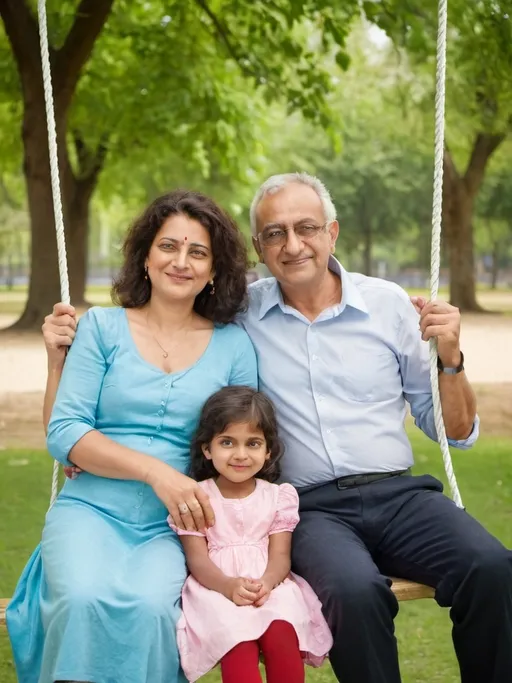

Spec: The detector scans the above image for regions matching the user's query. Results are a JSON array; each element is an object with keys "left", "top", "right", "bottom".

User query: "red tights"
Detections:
[{"left": 220, "top": 620, "right": 305, "bottom": 683}]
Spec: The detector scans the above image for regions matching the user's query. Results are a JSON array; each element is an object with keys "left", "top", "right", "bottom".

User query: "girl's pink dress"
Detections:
[{"left": 170, "top": 478, "right": 333, "bottom": 682}]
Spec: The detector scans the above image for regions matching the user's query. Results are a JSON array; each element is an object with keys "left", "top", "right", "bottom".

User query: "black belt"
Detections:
[{"left": 335, "top": 469, "right": 411, "bottom": 490}]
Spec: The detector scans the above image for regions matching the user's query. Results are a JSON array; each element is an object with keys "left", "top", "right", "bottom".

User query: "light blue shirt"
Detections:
[{"left": 239, "top": 257, "right": 479, "bottom": 487}]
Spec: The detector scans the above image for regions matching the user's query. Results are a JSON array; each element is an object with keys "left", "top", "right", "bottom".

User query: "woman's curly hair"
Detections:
[
  {"left": 112, "top": 189, "right": 249, "bottom": 324},
  {"left": 191, "top": 386, "right": 284, "bottom": 484}
]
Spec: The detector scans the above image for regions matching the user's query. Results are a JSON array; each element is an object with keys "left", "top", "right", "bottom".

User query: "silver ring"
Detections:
[{"left": 178, "top": 503, "right": 189, "bottom": 515}]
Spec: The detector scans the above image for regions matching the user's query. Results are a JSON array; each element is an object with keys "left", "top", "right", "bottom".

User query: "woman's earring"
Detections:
[
  {"left": 144, "top": 266, "right": 148, "bottom": 280},
  {"left": 209, "top": 279, "right": 215, "bottom": 296}
]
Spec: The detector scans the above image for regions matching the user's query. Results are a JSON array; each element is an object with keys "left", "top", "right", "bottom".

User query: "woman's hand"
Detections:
[
  {"left": 42, "top": 303, "right": 77, "bottom": 366},
  {"left": 147, "top": 462, "right": 215, "bottom": 532}
]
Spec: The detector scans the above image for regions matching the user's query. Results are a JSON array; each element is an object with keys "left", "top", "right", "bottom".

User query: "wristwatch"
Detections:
[{"left": 437, "top": 351, "right": 465, "bottom": 375}]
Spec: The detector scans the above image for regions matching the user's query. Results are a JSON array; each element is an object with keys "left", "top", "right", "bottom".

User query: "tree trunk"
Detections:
[
  {"left": 442, "top": 178, "right": 482, "bottom": 311},
  {"left": 67, "top": 170, "right": 104, "bottom": 306},
  {"left": 442, "top": 134, "right": 505, "bottom": 312},
  {"left": 0, "top": 0, "right": 114, "bottom": 330},
  {"left": 9, "top": 108, "right": 99, "bottom": 328},
  {"left": 9, "top": 105, "right": 65, "bottom": 329},
  {"left": 490, "top": 242, "right": 499, "bottom": 289},
  {"left": 67, "top": 190, "right": 90, "bottom": 306}
]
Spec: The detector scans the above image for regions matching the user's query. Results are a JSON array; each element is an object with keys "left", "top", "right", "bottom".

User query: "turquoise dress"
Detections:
[{"left": 7, "top": 306, "right": 258, "bottom": 683}]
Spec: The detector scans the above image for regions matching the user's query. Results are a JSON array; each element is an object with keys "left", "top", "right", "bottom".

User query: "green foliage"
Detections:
[{"left": 363, "top": 1, "right": 512, "bottom": 141}]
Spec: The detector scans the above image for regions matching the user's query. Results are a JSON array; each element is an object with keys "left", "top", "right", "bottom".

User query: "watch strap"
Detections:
[{"left": 437, "top": 351, "right": 464, "bottom": 375}]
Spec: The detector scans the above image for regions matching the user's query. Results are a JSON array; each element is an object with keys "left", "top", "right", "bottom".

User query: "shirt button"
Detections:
[
  {"left": 160, "top": 401, "right": 165, "bottom": 406},
  {"left": 318, "top": 395, "right": 324, "bottom": 402},
  {"left": 156, "top": 425, "right": 162, "bottom": 432},
  {"left": 312, "top": 355, "right": 319, "bottom": 361},
  {"left": 148, "top": 437, "right": 153, "bottom": 444},
  {"left": 158, "top": 410, "right": 164, "bottom": 416},
  {"left": 138, "top": 491, "right": 143, "bottom": 497},
  {"left": 326, "top": 429, "right": 332, "bottom": 434}
]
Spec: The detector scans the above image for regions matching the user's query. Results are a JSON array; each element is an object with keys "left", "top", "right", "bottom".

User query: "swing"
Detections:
[{"left": 0, "top": 0, "right": 456, "bottom": 627}]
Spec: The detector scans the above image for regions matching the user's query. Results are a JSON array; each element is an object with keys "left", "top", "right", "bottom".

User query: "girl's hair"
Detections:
[
  {"left": 191, "top": 386, "right": 284, "bottom": 483},
  {"left": 112, "top": 189, "right": 249, "bottom": 324}
]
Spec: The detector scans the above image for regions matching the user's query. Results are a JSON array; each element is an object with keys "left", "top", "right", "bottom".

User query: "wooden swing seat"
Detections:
[{"left": 0, "top": 579, "right": 434, "bottom": 627}]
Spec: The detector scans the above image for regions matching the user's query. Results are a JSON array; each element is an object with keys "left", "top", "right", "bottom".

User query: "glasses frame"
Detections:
[{"left": 255, "top": 220, "right": 332, "bottom": 249}]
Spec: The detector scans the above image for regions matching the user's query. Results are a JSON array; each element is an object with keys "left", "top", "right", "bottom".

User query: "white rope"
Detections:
[
  {"left": 37, "top": 0, "right": 70, "bottom": 509},
  {"left": 429, "top": 0, "right": 463, "bottom": 508}
]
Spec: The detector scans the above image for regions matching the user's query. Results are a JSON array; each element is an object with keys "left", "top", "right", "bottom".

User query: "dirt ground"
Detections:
[{"left": 1, "top": 312, "right": 511, "bottom": 449}]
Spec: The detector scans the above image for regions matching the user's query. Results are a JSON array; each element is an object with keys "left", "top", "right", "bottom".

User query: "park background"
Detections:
[{"left": 0, "top": 1, "right": 511, "bottom": 681}]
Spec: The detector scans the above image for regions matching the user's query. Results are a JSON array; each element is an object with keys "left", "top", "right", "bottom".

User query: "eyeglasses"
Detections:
[{"left": 256, "top": 221, "right": 329, "bottom": 248}]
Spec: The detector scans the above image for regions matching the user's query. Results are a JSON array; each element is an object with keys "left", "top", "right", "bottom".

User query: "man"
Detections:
[
  {"left": 240, "top": 173, "right": 511, "bottom": 683},
  {"left": 43, "top": 173, "right": 511, "bottom": 682}
]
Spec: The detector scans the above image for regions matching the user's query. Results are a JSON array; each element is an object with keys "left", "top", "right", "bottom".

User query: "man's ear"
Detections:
[
  {"left": 328, "top": 220, "right": 340, "bottom": 252},
  {"left": 201, "top": 443, "right": 212, "bottom": 460},
  {"left": 252, "top": 236, "right": 264, "bottom": 264}
]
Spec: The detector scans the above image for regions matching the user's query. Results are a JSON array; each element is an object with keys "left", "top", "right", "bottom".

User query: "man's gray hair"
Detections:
[{"left": 249, "top": 172, "right": 337, "bottom": 235}]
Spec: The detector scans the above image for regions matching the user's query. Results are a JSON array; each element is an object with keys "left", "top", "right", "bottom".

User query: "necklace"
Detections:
[
  {"left": 145, "top": 311, "right": 172, "bottom": 359},
  {"left": 152, "top": 335, "right": 169, "bottom": 358}
]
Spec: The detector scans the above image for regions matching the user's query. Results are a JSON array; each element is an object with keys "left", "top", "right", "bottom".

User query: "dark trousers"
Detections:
[{"left": 292, "top": 474, "right": 512, "bottom": 683}]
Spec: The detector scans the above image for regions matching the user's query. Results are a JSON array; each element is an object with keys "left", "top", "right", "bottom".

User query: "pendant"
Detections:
[{"left": 163, "top": 352, "right": 169, "bottom": 358}]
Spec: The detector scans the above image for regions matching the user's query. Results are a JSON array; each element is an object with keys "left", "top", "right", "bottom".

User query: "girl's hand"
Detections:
[
  {"left": 253, "top": 577, "right": 275, "bottom": 607},
  {"left": 147, "top": 462, "right": 215, "bottom": 532},
  {"left": 227, "top": 578, "right": 261, "bottom": 606},
  {"left": 42, "top": 303, "right": 77, "bottom": 366}
]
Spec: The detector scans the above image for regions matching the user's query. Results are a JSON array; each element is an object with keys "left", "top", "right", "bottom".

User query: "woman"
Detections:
[{"left": 6, "top": 190, "right": 258, "bottom": 683}]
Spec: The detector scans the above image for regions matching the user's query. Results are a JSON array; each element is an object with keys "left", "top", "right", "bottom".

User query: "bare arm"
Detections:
[
  {"left": 438, "top": 367, "right": 477, "bottom": 440},
  {"left": 180, "top": 535, "right": 259, "bottom": 605},
  {"left": 41, "top": 303, "right": 77, "bottom": 433},
  {"left": 419, "top": 301, "right": 477, "bottom": 440},
  {"left": 180, "top": 535, "right": 234, "bottom": 597},
  {"left": 261, "top": 531, "right": 292, "bottom": 587},
  {"left": 252, "top": 531, "right": 292, "bottom": 607},
  {"left": 43, "top": 361, "right": 64, "bottom": 434}
]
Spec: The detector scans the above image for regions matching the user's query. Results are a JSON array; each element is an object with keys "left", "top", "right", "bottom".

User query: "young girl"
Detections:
[{"left": 169, "top": 385, "right": 333, "bottom": 683}]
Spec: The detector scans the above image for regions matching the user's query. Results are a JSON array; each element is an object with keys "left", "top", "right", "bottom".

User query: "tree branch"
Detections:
[
  {"left": 0, "top": 0, "right": 42, "bottom": 80},
  {"left": 442, "top": 144, "right": 461, "bottom": 221},
  {"left": 73, "top": 131, "right": 109, "bottom": 196},
  {"left": 55, "top": 0, "right": 114, "bottom": 110},
  {"left": 463, "top": 132, "right": 506, "bottom": 198},
  {"left": 193, "top": 0, "right": 259, "bottom": 79}
]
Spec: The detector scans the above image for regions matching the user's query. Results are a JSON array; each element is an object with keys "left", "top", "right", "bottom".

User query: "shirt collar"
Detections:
[{"left": 258, "top": 256, "right": 369, "bottom": 320}]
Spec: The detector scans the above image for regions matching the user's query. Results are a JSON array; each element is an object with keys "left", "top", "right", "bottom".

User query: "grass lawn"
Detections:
[{"left": 0, "top": 433, "right": 511, "bottom": 682}]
